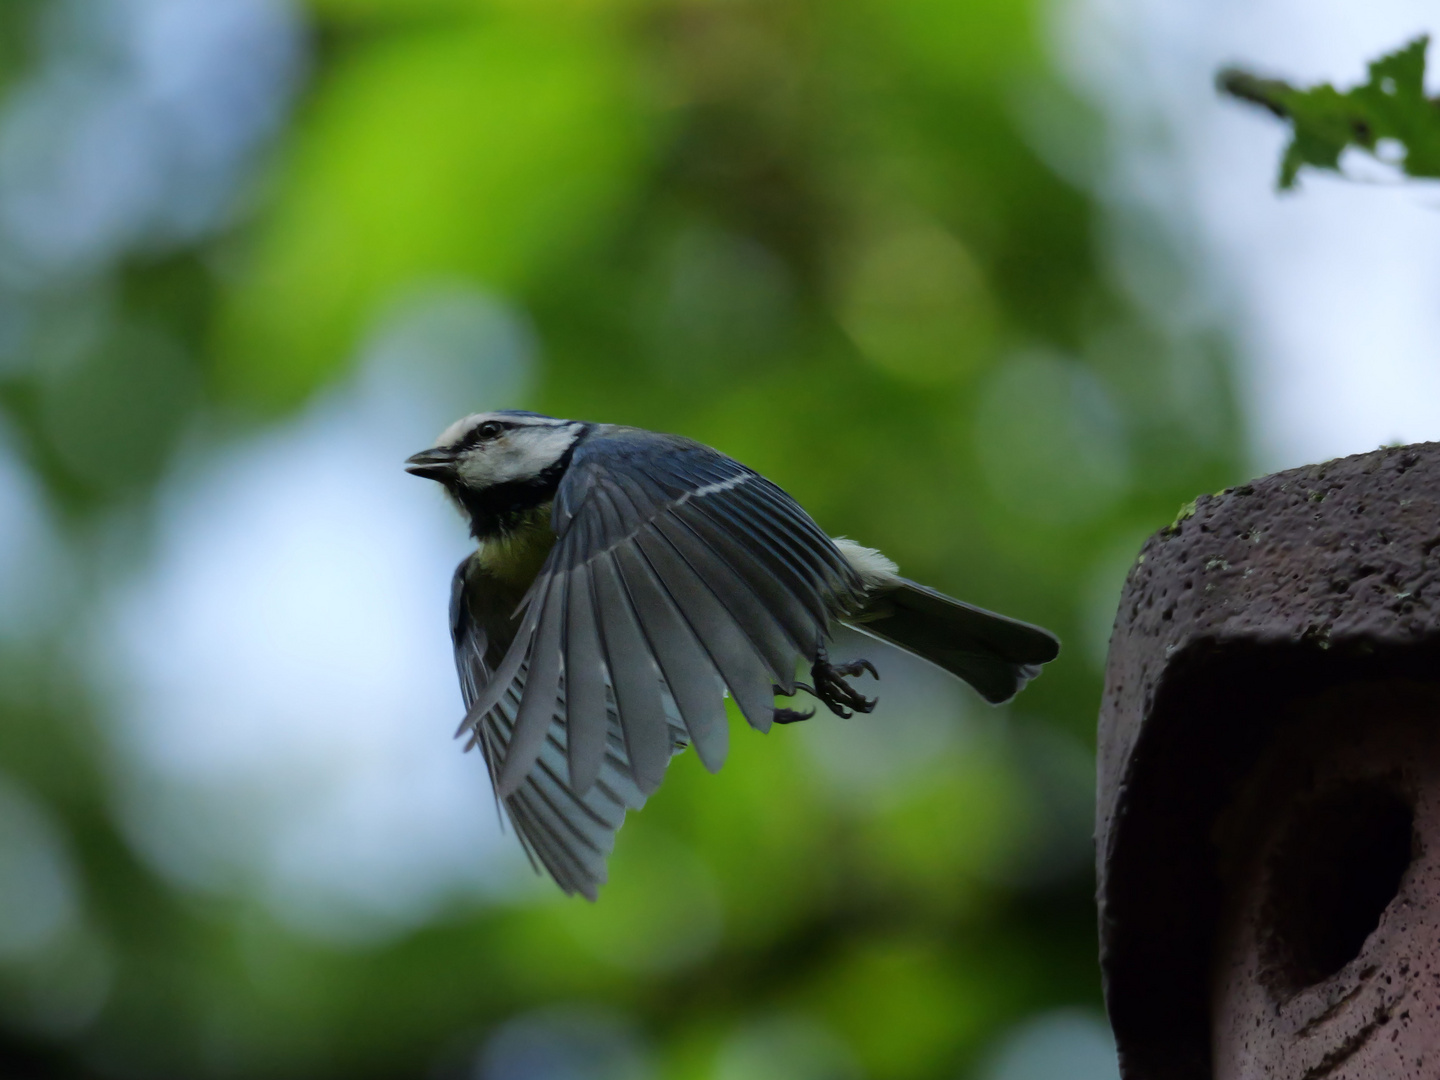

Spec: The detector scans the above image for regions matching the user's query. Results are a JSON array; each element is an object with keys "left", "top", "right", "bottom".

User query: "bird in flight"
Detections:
[{"left": 406, "top": 411, "right": 1059, "bottom": 898}]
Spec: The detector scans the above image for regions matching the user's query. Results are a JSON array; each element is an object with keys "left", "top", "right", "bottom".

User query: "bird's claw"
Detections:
[
  {"left": 808, "top": 657, "right": 879, "bottom": 718},
  {"left": 847, "top": 659, "right": 879, "bottom": 681},
  {"left": 771, "top": 683, "right": 815, "bottom": 724},
  {"left": 773, "top": 706, "right": 816, "bottom": 724}
]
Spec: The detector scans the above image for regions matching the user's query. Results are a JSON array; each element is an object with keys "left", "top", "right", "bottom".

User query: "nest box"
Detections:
[{"left": 1097, "top": 443, "right": 1440, "bottom": 1079}]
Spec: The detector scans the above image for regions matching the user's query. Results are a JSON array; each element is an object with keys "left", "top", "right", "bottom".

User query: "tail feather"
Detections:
[{"left": 847, "top": 580, "right": 1059, "bottom": 704}]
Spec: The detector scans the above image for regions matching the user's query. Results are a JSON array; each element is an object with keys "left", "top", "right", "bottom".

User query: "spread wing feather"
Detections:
[
  {"left": 561, "top": 562, "right": 609, "bottom": 795},
  {"left": 745, "top": 482, "right": 859, "bottom": 595},
  {"left": 457, "top": 597, "right": 539, "bottom": 737},
  {"left": 611, "top": 541, "right": 729, "bottom": 772},
  {"left": 498, "top": 574, "right": 567, "bottom": 797},
  {"left": 670, "top": 499, "right": 823, "bottom": 661},
  {"left": 589, "top": 549, "right": 672, "bottom": 794},
  {"left": 451, "top": 567, "right": 659, "bottom": 899},
  {"left": 687, "top": 490, "right": 831, "bottom": 626},
  {"left": 648, "top": 513, "right": 802, "bottom": 690},
  {"left": 598, "top": 472, "right": 734, "bottom": 766},
  {"left": 631, "top": 524, "right": 780, "bottom": 732}
]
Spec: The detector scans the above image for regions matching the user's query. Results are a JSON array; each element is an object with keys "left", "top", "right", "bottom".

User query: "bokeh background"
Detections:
[{"left": 0, "top": 0, "right": 1434, "bottom": 1077}]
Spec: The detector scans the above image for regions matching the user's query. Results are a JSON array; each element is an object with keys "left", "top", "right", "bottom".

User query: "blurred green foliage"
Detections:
[
  {"left": 0, "top": 0, "right": 1244, "bottom": 1077},
  {"left": 1219, "top": 35, "right": 1440, "bottom": 189}
]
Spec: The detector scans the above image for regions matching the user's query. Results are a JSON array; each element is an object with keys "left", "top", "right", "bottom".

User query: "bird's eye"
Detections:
[{"left": 474, "top": 421, "right": 505, "bottom": 442}]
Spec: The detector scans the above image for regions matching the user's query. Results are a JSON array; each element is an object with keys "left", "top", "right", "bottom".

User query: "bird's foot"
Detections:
[{"left": 803, "top": 656, "right": 879, "bottom": 718}]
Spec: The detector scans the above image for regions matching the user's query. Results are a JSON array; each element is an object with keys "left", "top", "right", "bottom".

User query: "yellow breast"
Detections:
[{"left": 475, "top": 503, "right": 557, "bottom": 590}]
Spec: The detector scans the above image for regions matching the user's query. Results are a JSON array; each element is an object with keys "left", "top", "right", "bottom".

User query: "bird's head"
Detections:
[{"left": 405, "top": 411, "right": 587, "bottom": 537}]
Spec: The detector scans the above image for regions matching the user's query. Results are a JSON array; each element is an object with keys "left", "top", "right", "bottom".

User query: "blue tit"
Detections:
[{"left": 406, "top": 411, "right": 1059, "bottom": 898}]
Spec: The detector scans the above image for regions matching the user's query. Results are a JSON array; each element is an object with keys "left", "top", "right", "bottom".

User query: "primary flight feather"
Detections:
[{"left": 406, "top": 411, "right": 1060, "bottom": 899}]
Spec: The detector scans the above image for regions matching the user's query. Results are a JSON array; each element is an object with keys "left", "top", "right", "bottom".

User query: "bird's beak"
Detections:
[{"left": 404, "top": 447, "right": 459, "bottom": 482}]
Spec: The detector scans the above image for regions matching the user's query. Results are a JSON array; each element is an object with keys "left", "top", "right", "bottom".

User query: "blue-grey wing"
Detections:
[
  {"left": 450, "top": 554, "right": 666, "bottom": 900},
  {"left": 462, "top": 427, "right": 865, "bottom": 813}
]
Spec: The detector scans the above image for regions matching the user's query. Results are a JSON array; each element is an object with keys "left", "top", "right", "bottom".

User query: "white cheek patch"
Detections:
[{"left": 457, "top": 426, "right": 580, "bottom": 487}]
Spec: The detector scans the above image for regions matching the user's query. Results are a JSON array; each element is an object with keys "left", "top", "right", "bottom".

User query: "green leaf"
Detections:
[{"left": 1218, "top": 35, "right": 1440, "bottom": 190}]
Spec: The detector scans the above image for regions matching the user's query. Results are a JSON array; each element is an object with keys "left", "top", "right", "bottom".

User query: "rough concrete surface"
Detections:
[{"left": 1098, "top": 443, "right": 1440, "bottom": 1080}]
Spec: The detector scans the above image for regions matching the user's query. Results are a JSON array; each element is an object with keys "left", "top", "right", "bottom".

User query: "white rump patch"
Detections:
[{"left": 832, "top": 537, "right": 902, "bottom": 590}]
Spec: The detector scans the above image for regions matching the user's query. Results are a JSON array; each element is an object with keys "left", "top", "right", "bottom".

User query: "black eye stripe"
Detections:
[{"left": 462, "top": 420, "right": 510, "bottom": 448}]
